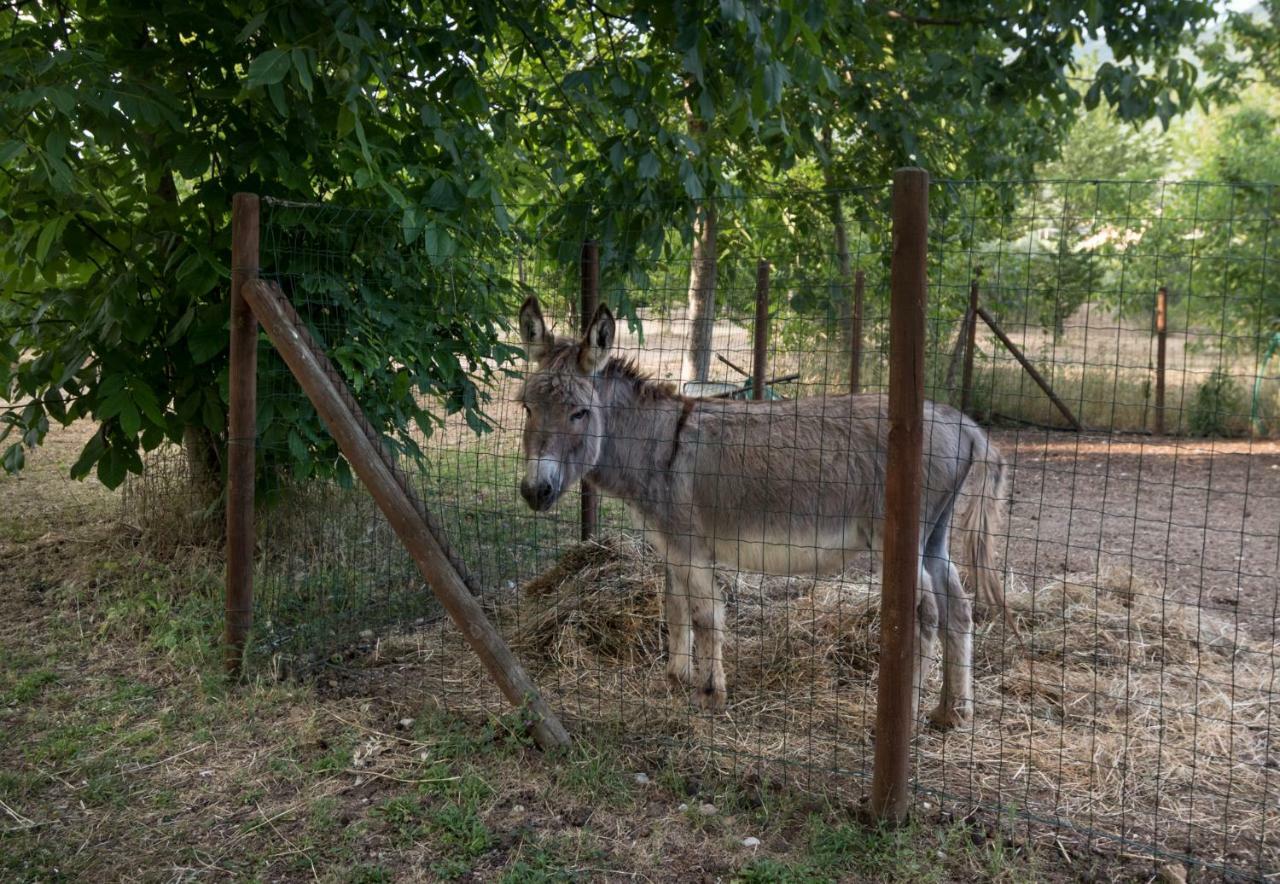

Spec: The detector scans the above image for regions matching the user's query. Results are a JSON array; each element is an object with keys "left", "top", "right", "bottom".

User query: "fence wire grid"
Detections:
[{"left": 246, "top": 179, "right": 1280, "bottom": 878}]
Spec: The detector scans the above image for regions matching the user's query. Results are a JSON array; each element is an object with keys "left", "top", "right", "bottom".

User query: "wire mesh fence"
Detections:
[{"left": 243, "top": 178, "right": 1280, "bottom": 877}]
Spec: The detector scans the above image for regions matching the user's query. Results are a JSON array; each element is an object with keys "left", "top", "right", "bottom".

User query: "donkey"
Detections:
[{"left": 515, "top": 297, "right": 1010, "bottom": 728}]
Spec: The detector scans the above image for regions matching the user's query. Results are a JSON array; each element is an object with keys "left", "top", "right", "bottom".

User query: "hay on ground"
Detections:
[{"left": 406, "top": 535, "right": 1279, "bottom": 872}]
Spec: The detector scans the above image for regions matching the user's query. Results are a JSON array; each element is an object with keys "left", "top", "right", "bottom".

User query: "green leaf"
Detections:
[
  {"left": 189, "top": 324, "right": 227, "bottom": 364},
  {"left": 638, "top": 151, "right": 659, "bottom": 179},
  {"left": 96, "top": 447, "right": 127, "bottom": 489},
  {"left": 34, "top": 220, "right": 61, "bottom": 264},
  {"left": 130, "top": 380, "right": 166, "bottom": 426},
  {"left": 245, "top": 48, "right": 292, "bottom": 88},
  {"left": 337, "top": 103, "right": 356, "bottom": 138},
  {"left": 267, "top": 80, "right": 289, "bottom": 117},
  {"left": 287, "top": 429, "right": 308, "bottom": 464},
  {"left": 0, "top": 140, "right": 25, "bottom": 165},
  {"left": 201, "top": 393, "right": 225, "bottom": 434},
  {"left": 46, "top": 87, "right": 75, "bottom": 116},
  {"left": 680, "top": 160, "right": 704, "bottom": 200},
  {"left": 70, "top": 431, "right": 106, "bottom": 481},
  {"left": 2, "top": 443, "right": 24, "bottom": 474},
  {"left": 117, "top": 399, "right": 141, "bottom": 437},
  {"left": 291, "top": 48, "right": 313, "bottom": 96},
  {"left": 236, "top": 10, "right": 268, "bottom": 43}
]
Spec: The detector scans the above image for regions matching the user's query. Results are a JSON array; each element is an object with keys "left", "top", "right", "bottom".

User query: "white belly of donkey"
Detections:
[{"left": 710, "top": 519, "right": 880, "bottom": 577}]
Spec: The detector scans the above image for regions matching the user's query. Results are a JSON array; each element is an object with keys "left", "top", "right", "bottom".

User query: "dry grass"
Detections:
[{"left": 404, "top": 535, "right": 1280, "bottom": 875}]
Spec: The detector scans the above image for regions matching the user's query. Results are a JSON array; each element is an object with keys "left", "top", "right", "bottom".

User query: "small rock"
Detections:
[
  {"left": 512, "top": 804, "right": 525, "bottom": 813},
  {"left": 1158, "top": 863, "right": 1187, "bottom": 884},
  {"left": 698, "top": 803, "right": 717, "bottom": 816},
  {"left": 634, "top": 773, "right": 650, "bottom": 785},
  {"left": 921, "top": 801, "right": 932, "bottom": 811},
  {"left": 741, "top": 836, "right": 761, "bottom": 848},
  {"left": 359, "top": 629, "right": 374, "bottom": 641},
  {"left": 397, "top": 718, "right": 414, "bottom": 729},
  {"left": 198, "top": 769, "right": 213, "bottom": 778},
  {"left": 417, "top": 750, "right": 429, "bottom": 761},
  {"left": 677, "top": 802, "right": 689, "bottom": 813}
]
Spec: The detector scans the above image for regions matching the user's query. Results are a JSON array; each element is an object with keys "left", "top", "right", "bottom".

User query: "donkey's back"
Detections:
[{"left": 677, "top": 393, "right": 998, "bottom": 577}]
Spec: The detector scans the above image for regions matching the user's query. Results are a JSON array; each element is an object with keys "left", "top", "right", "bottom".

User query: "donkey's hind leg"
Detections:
[
  {"left": 913, "top": 566, "right": 940, "bottom": 724},
  {"left": 663, "top": 564, "right": 694, "bottom": 687},
  {"left": 928, "top": 558, "right": 974, "bottom": 730}
]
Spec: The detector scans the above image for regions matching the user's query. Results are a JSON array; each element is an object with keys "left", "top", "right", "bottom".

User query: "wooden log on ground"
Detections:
[{"left": 975, "top": 305, "right": 1082, "bottom": 431}]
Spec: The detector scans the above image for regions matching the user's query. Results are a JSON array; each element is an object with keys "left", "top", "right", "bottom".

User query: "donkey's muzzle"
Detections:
[{"left": 520, "top": 478, "right": 558, "bottom": 512}]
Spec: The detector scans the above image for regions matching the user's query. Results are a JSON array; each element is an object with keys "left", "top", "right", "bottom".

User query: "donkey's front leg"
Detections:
[
  {"left": 684, "top": 558, "right": 726, "bottom": 711},
  {"left": 663, "top": 564, "right": 694, "bottom": 687}
]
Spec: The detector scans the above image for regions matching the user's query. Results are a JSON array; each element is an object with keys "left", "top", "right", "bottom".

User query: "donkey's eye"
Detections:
[{"left": 570, "top": 408, "right": 590, "bottom": 422}]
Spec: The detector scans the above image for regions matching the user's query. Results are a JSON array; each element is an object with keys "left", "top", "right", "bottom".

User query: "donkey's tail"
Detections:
[{"left": 955, "top": 428, "right": 1021, "bottom": 641}]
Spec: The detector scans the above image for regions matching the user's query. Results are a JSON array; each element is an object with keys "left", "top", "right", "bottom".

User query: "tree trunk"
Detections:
[
  {"left": 184, "top": 424, "right": 224, "bottom": 501},
  {"left": 681, "top": 88, "right": 718, "bottom": 388},
  {"left": 823, "top": 127, "right": 855, "bottom": 354},
  {"left": 681, "top": 199, "right": 718, "bottom": 385}
]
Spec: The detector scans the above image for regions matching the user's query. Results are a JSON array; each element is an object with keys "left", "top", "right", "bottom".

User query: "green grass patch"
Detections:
[{"left": 5, "top": 669, "right": 59, "bottom": 705}]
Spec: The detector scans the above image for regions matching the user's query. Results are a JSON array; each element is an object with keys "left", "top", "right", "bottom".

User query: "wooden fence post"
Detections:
[
  {"left": 850, "top": 270, "right": 865, "bottom": 394},
  {"left": 1155, "top": 286, "right": 1168, "bottom": 435},
  {"left": 224, "top": 192, "right": 259, "bottom": 675},
  {"left": 960, "top": 274, "right": 980, "bottom": 415},
  {"left": 752, "top": 259, "right": 771, "bottom": 400},
  {"left": 580, "top": 240, "right": 600, "bottom": 541},
  {"left": 870, "top": 167, "right": 929, "bottom": 824}
]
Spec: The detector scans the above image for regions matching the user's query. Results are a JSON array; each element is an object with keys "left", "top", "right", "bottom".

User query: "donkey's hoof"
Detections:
[
  {"left": 928, "top": 704, "right": 972, "bottom": 731},
  {"left": 666, "top": 658, "right": 694, "bottom": 688},
  {"left": 693, "top": 683, "right": 727, "bottom": 712}
]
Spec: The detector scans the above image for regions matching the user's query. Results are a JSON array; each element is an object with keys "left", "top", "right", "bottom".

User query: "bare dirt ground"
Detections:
[{"left": 995, "top": 430, "right": 1280, "bottom": 628}]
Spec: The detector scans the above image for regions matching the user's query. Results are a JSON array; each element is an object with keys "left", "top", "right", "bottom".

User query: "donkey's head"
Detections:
[{"left": 516, "top": 296, "right": 616, "bottom": 511}]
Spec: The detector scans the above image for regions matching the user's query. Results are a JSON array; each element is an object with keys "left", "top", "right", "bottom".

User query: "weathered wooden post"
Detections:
[
  {"left": 241, "top": 278, "right": 571, "bottom": 750},
  {"left": 850, "top": 270, "right": 865, "bottom": 394},
  {"left": 976, "top": 305, "right": 1082, "bottom": 431},
  {"left": 224, "top": 193, "right": 259, "bottom": 675},
  {"left": 580, "top": 240, "right": 600, "bottom": 541},
  {"left": 870, "top": 168, "right": 929, "bottom": 824},
  {"left": 1155, "top": 285, "right": 1168, "bottom": 435},
  {"left": 960, "top": 274, "right": 980, "bottom": 416},
  {"left": 752, "top": 259, "right": 771, "bottom": 400}
]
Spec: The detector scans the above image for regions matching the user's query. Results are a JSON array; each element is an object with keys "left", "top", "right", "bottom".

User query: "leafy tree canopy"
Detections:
[{"left": 0, "top": 0, "right": 1221, "bottom": 485}]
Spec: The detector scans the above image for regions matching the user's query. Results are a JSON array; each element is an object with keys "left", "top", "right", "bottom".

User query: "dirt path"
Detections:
[{"left": 995, "top": 430, "right": 1280, "bottom": 629}]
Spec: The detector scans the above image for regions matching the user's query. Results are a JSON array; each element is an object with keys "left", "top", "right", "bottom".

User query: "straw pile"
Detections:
[{"left": 412, "top": 535, "right": 1279, "bottom": 871}]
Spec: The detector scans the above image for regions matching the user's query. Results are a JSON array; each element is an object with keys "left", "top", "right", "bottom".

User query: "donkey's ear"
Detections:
[
  {"left": 518, "top": 297, "right": 555, "bottom": 363},
  {"left": 579, "top": 304, "right": 615, "bottom": 374}
]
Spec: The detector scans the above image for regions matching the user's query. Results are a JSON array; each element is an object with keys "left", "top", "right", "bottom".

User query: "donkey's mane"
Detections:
[{"left": 540, "top": 340, "right": 681, "bottom": 404}]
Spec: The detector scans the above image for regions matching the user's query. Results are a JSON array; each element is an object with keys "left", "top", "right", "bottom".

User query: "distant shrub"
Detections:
[{"left": 1189, "top": 368, "right": 1246, "bottom": 437}]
